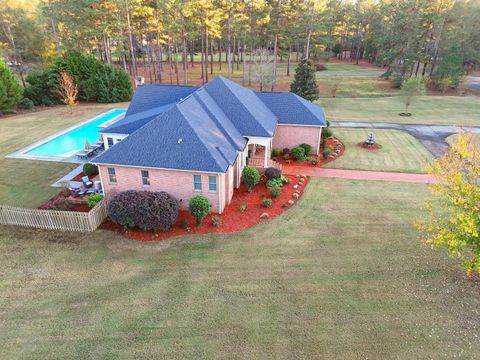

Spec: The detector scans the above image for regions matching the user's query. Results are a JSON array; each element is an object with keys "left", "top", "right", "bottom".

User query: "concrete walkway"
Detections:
[
  {"left": 283, "top": 167, "right": 436, "bottom": 184},
  {"left": 331, "top": 121, "right": 480, "bottom": 157}
]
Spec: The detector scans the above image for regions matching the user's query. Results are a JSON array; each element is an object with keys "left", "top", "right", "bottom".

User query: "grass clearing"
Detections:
[
  {"left": 325, "top": 128, "right": 432, "bottom": 173},
  {"left": 317, "top": 76, "right": 396, "bottom": 98},
  {"left": 446, "top": 133, "right": 480, "bottom": 147},
  {"left": 1, "top": 178, "right": 479, "bottom": 359},
  {"left": 318, "top": 96, "right": 480, "bottom": 125},
  {"left": 0, "top": 103, "right": 128, "bottom": 207}
]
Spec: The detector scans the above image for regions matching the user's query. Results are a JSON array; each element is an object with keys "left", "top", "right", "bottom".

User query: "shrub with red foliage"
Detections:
[
  {"left": 265, "top": 167, "right": 281, "bottom": 179},
  {"left": 107, "top": 190, "right": 180, "bottom": 231}
]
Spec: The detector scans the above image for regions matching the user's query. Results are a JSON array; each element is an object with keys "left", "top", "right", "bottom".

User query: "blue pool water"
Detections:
[{"left": 26, "top": 109, "right": 126, "bottom": 157}]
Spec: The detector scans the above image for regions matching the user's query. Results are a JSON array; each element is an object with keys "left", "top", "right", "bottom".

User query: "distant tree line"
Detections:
[{"left": 1, "top": 0, "right": 479, "bottom": 111}]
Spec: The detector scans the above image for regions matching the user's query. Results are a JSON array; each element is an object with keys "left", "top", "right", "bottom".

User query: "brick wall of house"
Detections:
[
  {"left": 98, "top": 165, "right": 226, "bottom": 213},
  {"left": 272, "top": 125, "right": 322, "bottom": 155}
]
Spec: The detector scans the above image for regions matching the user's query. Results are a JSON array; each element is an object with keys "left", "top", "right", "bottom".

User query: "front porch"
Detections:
[{"left": 246, "top": 138, "right": 282, "bottom": 171}]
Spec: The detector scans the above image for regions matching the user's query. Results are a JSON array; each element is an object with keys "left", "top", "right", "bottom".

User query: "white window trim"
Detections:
[
  {"left": 108, "top": 167, "right": 117, "bottom": 185},
  {"left": 193, "top": 174, "right": 202, "bottom": 192},
  {"left": 208, "top": 175, "right": 218, "bottom": 193}
]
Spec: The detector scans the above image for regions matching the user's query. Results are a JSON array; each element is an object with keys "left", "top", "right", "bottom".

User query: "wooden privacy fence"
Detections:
[{"left": 0, "top": 199, "right": 107, "bottom": 232}]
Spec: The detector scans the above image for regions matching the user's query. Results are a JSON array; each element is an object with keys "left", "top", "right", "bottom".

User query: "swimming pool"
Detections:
[{"left": 25, "top": 109, "right": 126, "bottom": 158}]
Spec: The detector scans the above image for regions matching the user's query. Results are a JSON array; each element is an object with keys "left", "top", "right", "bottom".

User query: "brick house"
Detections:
[{"left": 93, "top": 76, "right": 326, "bottom": 213}]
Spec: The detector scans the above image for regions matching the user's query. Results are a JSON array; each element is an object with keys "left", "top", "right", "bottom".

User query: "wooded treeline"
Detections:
[{"left": 1, "top": 0, "right": 480, "bottom": 90}]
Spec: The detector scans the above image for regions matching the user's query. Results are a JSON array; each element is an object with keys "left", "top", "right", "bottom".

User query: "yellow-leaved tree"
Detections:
[{"left": 417, "top": 133, "right": 480, "bottom": 275}]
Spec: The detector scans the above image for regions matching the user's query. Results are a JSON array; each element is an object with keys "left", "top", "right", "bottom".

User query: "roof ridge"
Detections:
[
  {"left": 175, "top": 102, "right": 228, "bottom": 172},
  {"left": 215, "top": 77, "right": 276, "bottom": 137}
]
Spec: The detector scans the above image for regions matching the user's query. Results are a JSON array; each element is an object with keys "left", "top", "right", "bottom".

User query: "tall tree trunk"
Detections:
[
  {"left": 248, "top": 43, "right": 253, "bottom": 86},
  {"left": 227, "top": 15, "right": 232, "bottom": 78},
  {"left": 242, "top": 41, "right": 247, "bottom": 85},
  {"left": 205, "top": 30, "right": 209, "bottom": 82},
  {"left": 167, "top": 43, "right": 173, "bottom": 84},
  {"left": 47, "top": 0, "right": 60, "bottom": 55},
  {"left": 218, "top": 39, "right": 222, "bottom": 70},
  {"left": 271, "top": 34, "right": 278, "bottom": 91},
  {"left": 201, "top": 29, "right": 205, "bottom": 84},
  {"left": 190, "top": 40, "right": 195, "bottom": 67},
  {"left": 287, "top": 42, "right": 291, "bottom": 76},
  {"left": 174, "top": 41, "right": 180, "bottom": 85},
  {"left": 125, "top": 2, "right": 137, "bottom": 77},
  {"left": 210, "top": 40, "right": 214, "bottom": 74},
  {"left": 181, "top": 28, "right": 188, "bottom": 85},
  {"left": 305, "top": 29, "right": 312, "bottom": 59}
]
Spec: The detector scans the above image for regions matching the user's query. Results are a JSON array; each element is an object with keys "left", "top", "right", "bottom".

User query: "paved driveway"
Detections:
[{"left": 331, "top": 121, "right": 480, "bottom": 157}]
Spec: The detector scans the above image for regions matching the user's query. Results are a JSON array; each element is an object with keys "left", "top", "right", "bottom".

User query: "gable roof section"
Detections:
[
  {"left": 101, "top": 84, "right": 198, "bottom": 134},
  {"left": 255, "top": 91, "right": 326, "bottom": 126},
  {"left": 94, "top": 95, "right": 246, "bottom": 173},
  {"left": 203, "top": 76, "right": 277, "bottom": 137}
]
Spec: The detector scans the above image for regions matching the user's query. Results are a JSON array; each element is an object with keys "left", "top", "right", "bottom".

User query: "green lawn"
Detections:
[
  {"left": 325, "top": 128, "right": 432, "bottom": 173},
  {"left": 317, "top": 76, "right": 396, "bottom": 98},
  {"left": 446, "top": 133, "right": 480, "bottom": 146},
  {"left": 315, "top": 62, "right": 384, "bottom": 76},
  {"left": 0, "top": 103, "right": 128, "bottom": 207},
  {"left": 318, "top": 96, "right": 480, "bottom": 125},
  {"left": 1, "top": 178, "right": 479, "bottom": 359}
]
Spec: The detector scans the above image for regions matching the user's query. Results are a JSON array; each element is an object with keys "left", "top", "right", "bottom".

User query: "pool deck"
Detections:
[{"left": 5, "top": 109, "right": 124, "bottom": 163}]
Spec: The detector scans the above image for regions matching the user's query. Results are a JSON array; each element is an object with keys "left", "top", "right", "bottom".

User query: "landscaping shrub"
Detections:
[
  {"left": 188, "top": 195, "right": 211, "bottom": 225},
  {"left": 265, "top": 167, "right": 281, "bottom": 179},
  {"left": 180, "top": 218, "right": 190, "bottom": 230},
  {"left": 0, "top": 59, "right": 23, "bottom": 113},
  {"left": 323, "top": 145, "right": 334, "bottom": 159},
  {"left": 314, "top": 63, "right": 327, "bottom": 71},
  {"left": 283, "top": 153, "right": 290, "bottom": 160},
  {"left": 24, "top": 68, "right": 60, "bottom": 106},
  {"left": 108, "top": 190, "right": 180, "bottom": 231},
  {"left": 310, "top": 158, "right": 319, "bottom": 165},
  {"left": 25, "top": 51, "right": 132, "bottom": 105},
  {"left": 292, "top": 146, "right": 306, "bottom": 161},
  {"left": 261, "top": 199, "right": 273, "bottom": 208},
  {"left": 241, "top": 166, "right": 260, "bottom": 192},
  {"left": 299, "top": 143, "right": 312, "bottom": 156},
  {"left": 322, "top": 127, "right": 333, "bottom": 139},
  {"left": 239, "top": 204, "right": 248, "bottom": 211},
  {"left": 267, "top": 183, "right": 282, "bottom": 198},
  {"left": 19, "top": 98, "right": 34, "bottom": 110},
  {"left": 391, "top": 74, "right": 405, "bottom": 89},
  {"left": 267, "top": 178, "right": 283, "bottom": 188},
  {"left": 272, "top": 148, "right": 281, "bottom": 157},
  {"left": 280, "top": 175, "right": 290, "bottom": 184},
  {"left": 86, "top": 193, "right": 103, "bottom": 208},
  {"left": 282, "top": 148, "right": 290, "bottom": 154},
  {"left": 211, "top": 216, "right": 222, "bottom": 228},
  {"left": 83, "top": 163, "right": 98, "bottom": 177}
]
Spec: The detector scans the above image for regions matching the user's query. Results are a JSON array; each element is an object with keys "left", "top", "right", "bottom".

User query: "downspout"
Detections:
[{"left": 316, "top": 127, "right": 322, "bottom": 155}]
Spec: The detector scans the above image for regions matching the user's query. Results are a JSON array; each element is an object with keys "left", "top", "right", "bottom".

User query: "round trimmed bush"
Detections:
[
  {"left": 267, "top": 183, "right": 282, "bottom": 198},
  {"left": 261, "top": 199, "right": 273, "bottom": 208},
  {"left": 283, "top": 153, "right": 290, "bottom": 160},
  {"left": 292, "top": 146, "right": 306, "bottom": 161},
  {"left": 299, "top": 143, "right": 312, "bottom": 156},
  {"left": 189, "top": 195, "right": 211, "bottom": 225},
  {"left": 282, "top": 148, "right": 290, "bottom": 154},
  {"left": 83, "top": 163, "right": 98, "bottom": 177},
  {"left": 265, "top": 167, "right": 281, "bottom": 180},
  {"left": 241, "top": 166, "right": 261, "bottom": 192},
  {"left": 272, "top": 148, "right": 281, "bottom": 157},
  {"left": 107, "top": 190, "right": 180, "bottom": 231},
  {"left": 20, "top": 98, "right": 34, "bottom": 110}
]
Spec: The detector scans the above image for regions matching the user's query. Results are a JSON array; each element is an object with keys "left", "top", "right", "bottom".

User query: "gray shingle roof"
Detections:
[
  {"left": 255, "top": 91, "right": 326, "bottom": 126},
  {"left": 94, "top": 76, "right": 326, "bottom": 172}
]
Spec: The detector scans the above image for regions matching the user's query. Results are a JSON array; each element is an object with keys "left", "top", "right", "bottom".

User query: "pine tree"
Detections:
[
  {"left": 0, "top": 60, "right": 23, "bottom": 113},
  {"left": 290, "top": 59, "right": 319, "bottom": 101}
]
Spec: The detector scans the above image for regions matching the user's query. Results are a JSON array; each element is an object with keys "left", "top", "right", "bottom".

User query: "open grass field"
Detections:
[
  {"left": 318, "top": 96, "right": 480, "bottom": 125},
  {"left": 0, "top": 103, "right": 128, "bottom": 207},
  {"left": 1, "top": 178, "right": 479, "bottom": 358},
  {"left": 315, "top": 62, "right": 384, "bottom": 76},
  {"left": 325, "top": 129, "right": 432, "bottom": 173},
  {"left": 446, "top": 132, "right": 480, "bottom": 146}
]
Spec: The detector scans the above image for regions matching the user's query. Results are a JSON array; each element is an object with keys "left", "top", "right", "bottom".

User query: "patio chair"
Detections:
[
  {"left": 75, "top": 150, "right": 89, "bottom": 160},
  {"left": 68, "top": 187, "right": 86, "bottom": 197},
  {"left": 82, "top": 176, "right": 93, "bottom": 188}
]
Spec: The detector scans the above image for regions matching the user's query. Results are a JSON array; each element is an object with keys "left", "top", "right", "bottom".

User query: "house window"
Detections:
[
  {"left": 116, "top": 138, "right": 122, "bottom": 142},
  {"left": 209, "top": 176, "right": 217, "bottom": 192},
  {"left": 141, "top": 170, "right": 150, "bottom": 186},
  {"left": 108, "top": 167, "right": 116, "bottom": 184},
  {"left": 107, "top": 137, "right": 114, "bottom": 148},
  {"left": 193, "top": 175, "right": 202, "bottom": 191}
]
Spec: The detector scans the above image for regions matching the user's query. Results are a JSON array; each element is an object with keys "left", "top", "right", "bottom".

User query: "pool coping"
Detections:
[{"left": 6, "top": 109, "right": 125, "bottom": 163}]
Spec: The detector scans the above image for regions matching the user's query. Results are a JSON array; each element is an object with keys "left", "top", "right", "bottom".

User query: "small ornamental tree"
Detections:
[
  {"left": 241, "top": 166, "right": 261, "bottom": 192},
  {"left": 400, "top": 77, "right": 425, "bottom": 114},
  {"left": 417, "top": 133, "right": 480, "bottom": 276},
  {"left": 189, "top": 195, "right": 211, "bottom": 225},
  {"left": 0, "top": 59, "right": 23, "bottom": 113},
  {"left": 290, "top": 59, "right": 319, "bottom": 102},
  {"left": 83, "top": 163, "right": 98, "bottom": 177},
  {"left": 57, "top": 70, "right": 78, "bottom": 110}
]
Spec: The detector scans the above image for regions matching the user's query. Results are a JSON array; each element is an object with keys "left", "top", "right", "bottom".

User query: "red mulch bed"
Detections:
[
  {"left": 357, "top": 142, "right": 382, "bottom": 150},
  {"left": 275, "top": 137, "right": 345, "bottom": 167},
  {"left": 38, "top": 193, "right": 91, "bottom": 212},
  {"left": 99, "top": 174, "right": 309, "bottom": 241}
]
